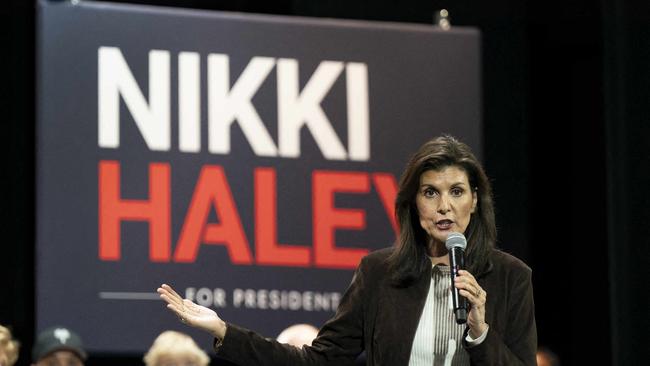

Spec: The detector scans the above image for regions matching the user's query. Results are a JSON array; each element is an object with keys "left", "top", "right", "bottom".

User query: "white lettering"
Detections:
[
  {"left": 346, "top": 63, "right": 370, "bottom": 161},
  {"left": 97, "top": 48, "right": 371, "bottom": 161},
  {"left": 244, "top": 289, "right": 257, "bottom": 308},
  {"left": 179, "top": 52, "right": 201, "bottom": 152},
  {"left": 98, "top": 47, "right": 170, "bottom": 150},
  {"left": 233, "top": 288, "right": 245, "bottom": 308},
  {"left": 185, "top": 287, "right": 227, "bottom": 308},
  {"left": 196, "top": 287, "right": 213, "bottom": 307},
  {"left": 208, "top": 54, "right": 277, "bottom": 156},
  {"left": 227, "top": 288, "right": 340, "bottom": 311},
  {"left": 331, "top": 292, "right": 341, "bottom": 309},
  {"left": 277, "top": 59, "right": 347, "bottom": 160}
]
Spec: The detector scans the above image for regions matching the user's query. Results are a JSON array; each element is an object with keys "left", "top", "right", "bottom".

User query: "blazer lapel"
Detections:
[{"left": 376, "top": 264, "right": 432, "bottom": 365}]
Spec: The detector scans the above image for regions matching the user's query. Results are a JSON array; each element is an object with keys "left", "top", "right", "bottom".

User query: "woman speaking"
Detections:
[{"left": 158, "top": 135, "right": 537, "bottom": 365}]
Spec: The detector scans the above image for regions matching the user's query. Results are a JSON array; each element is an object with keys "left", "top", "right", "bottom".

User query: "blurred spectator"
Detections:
[
  {"left": 536, "top": 346, "right": 560, "bottom": 366},
  {"left": 144, "top": 331, "right": 209, "bottom": 366},
  {"left": 276, "top": 324, "right": 319, "bottom": 348},
  {"left": 0, "top": 325, "right": 20, "bottom": 366},
  {"left": 31, "top": 326, "right": 86, "bottom": 366}
]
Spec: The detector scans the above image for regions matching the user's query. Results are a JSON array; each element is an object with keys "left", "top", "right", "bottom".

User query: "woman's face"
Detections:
[{"left": 415, "top": 166, "right": 477, "bottom": 251}]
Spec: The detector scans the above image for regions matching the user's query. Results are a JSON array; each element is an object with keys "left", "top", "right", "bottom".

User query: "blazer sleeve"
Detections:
[
  {"left": 213, "top": 257, "right": 369, "bottom": 366},
  {"left": 464, "top": 265, "right": 537, "bottom": 366}
]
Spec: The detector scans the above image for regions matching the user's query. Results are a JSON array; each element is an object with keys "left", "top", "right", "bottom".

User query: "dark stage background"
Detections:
[{"left": 1, "top": 0, "right": 649, "bottom": 365}]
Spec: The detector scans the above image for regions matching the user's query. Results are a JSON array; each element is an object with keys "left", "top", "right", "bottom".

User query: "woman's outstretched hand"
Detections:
[{"left": 157, "top": 284, "right": 227, "bottom": 339}]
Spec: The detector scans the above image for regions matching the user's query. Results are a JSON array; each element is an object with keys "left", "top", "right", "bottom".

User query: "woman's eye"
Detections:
[
  {"left": 451, "top": 188, "right": 463, "bottom": 196},
  {"left": 423, "top": 188, "right": 434, "bottom": 197}
]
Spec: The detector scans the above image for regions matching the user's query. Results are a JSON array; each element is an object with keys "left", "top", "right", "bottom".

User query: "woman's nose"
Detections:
[{"left": 437, "top": 195, "right": 451, "bottom": 213}]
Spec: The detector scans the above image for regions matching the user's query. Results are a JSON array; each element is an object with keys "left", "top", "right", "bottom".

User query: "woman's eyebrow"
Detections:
[{"left": 420, "top": 181, "right": 468, "bottom": 188}]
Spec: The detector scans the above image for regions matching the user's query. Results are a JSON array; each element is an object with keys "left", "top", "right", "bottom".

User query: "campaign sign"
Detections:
[{"left": 36, "top": 0, "right": 481, "bottom": 353}]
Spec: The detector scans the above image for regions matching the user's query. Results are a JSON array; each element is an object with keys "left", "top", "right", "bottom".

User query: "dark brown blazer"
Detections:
[{"left": 215, "top": 247, "right": 537, "bottom": 365}]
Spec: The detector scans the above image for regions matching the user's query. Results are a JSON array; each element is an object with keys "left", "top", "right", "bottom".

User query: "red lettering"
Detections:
[
  {"left": 372, "top": 173, "right": 399, "bottom": 235},
  {"left": 98, "top": 160, "right": 171, "bottom": 262},
  {"left": 98, "top": 162, "right": 392, "bottom": 268},
  {"left": 174, "top": 166, "right": 252, "bottom": 264},
  {"left": 254, "top": 168, "right": 311, "bottom": 266},
  {"left": 313, "top": 171, "right": 369, "bottom": 269}
]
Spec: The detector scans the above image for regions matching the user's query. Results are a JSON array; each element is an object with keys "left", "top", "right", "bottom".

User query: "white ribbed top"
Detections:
[{"left": 408, "top": 264, "right": 470, "bottom": 366}]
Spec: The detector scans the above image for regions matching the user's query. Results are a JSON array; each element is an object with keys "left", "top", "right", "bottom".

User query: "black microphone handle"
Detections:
[{"left": 449, "top": 246, "right": 468, "bottom": 324}]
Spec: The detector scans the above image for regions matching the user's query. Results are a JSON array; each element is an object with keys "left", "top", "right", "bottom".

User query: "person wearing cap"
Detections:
[{"left": 32, "top": 327, "right": 86, "bottom": 366}]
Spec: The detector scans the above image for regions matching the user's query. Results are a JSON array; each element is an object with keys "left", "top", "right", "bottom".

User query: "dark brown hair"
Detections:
[{"left": 388, "top": 135, "right": 496, "bottom": 286}]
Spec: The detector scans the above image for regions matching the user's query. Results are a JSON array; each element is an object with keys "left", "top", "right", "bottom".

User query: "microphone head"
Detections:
[{"left": 445, "top": 232, "right": 467, "bottom": 250}]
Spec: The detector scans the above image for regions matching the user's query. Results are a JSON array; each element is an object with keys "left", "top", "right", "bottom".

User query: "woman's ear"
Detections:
[{"left": 471, "top": 190, "right": 478, "bottom": 213}]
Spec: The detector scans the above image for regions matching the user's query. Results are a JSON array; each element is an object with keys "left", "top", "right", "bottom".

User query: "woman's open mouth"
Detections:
[{"left": 435, "top": 219, "right": 454, "bottom": 230}]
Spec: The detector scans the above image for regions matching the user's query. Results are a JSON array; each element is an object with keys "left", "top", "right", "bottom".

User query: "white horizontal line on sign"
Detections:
[{"left": 99, "top": 292, "right": 161, "bottom": 300}]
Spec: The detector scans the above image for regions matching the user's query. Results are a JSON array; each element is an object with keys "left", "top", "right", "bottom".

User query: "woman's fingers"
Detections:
[
  {"left": 163, "top": 283, "right": 183, "bottom": 298},
  {"left": 166, "top": 302, "right": 182, "bottom": 315},
  {"left": 160, "top": 284, "right": 183, "bottom": 302},
  {"left": 159, "top": 289, "right": 197, "bottom": 315},
  {"left": 157, "top": 285, "right": 241, "bottom": 339},
  {"left": 158, "top": 284, "right": 185, "bottom": 307},
  {"left": 164, "top": 302, "right": 187, "bottom": 323},
  {"left": 158, "top": 284, "right": 192, "bottom": 321},
  {"left": 459, "top": 288, "right": 486, "bottom": 304},
  {"left": 162, "top": 297, "right": 198, "bottom": 324},
  {"left": 157, "top": 284, "right": 224, "bottom": 334},
  {"left": 158, "top": 291, "right": 183, "bottom": 310},
  {"left": 157, "top": 284, "right": 180, "bottom": 304},
  {"left": 455, "top": 271, "right": 488, "bottom": 337},
  {"left": 159, "top": 293, "right": 183, "bottom": 310},
  {"left": 457, "top": 284, "right": 483, "bottom": 299},
  {"left": 157, "top": 286, "right": 173, "bottom": 302},
  {"left": 454, "top": 270, "right": 486, "bottom": 306},
  {"left": 458, "top": 269, "right": 476, "bottom": 280}
]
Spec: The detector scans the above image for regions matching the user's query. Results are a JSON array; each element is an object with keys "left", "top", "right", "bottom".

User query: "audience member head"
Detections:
[
  {"left": 0, "top": 325, "right": 20, "bottom": 366},
  {"left": 276, "top": 324, "right": 319, "bottom": 348},
  {"left": 31, "top": 326, "right": 86, "bottom": 366},
  {"left": 144, "top": 330, "right": 210, "bottom": 366},
  {"left": 536, "top": 346, "right": 561, "bottom": 366}
]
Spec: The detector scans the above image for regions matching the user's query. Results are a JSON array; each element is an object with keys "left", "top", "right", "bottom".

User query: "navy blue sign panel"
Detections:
[{"left": 37, "top": 0, "right": 481, "bottom": 353}]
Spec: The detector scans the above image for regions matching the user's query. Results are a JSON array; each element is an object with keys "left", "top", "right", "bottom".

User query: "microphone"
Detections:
[{"left": 446, "top": 232, "right": 468, "bottom": 324}]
